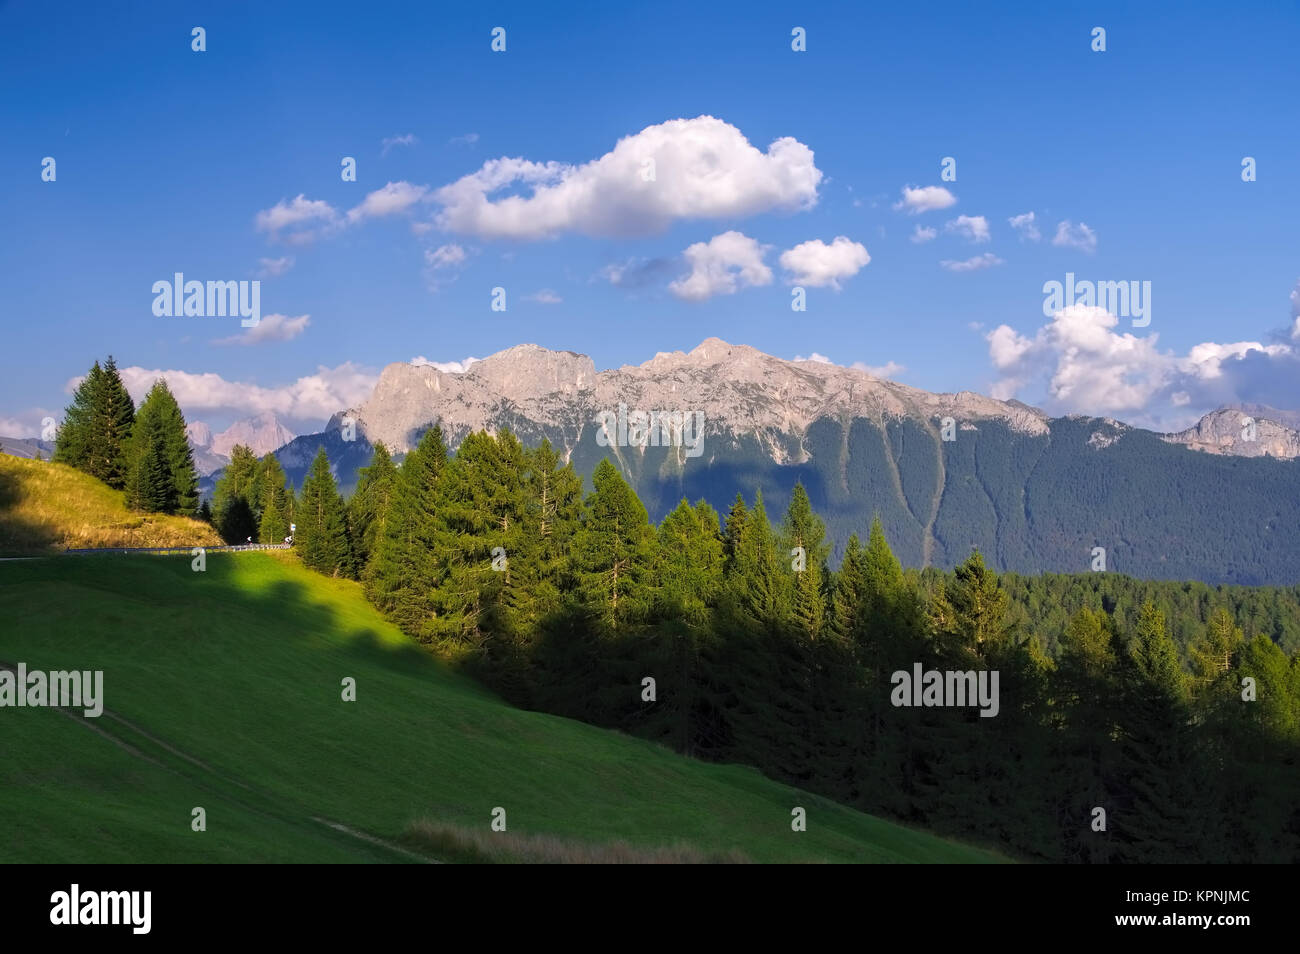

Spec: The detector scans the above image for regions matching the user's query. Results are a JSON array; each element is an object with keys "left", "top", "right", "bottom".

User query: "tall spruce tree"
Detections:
[
  {"left": 95, "top": 357, "right": 136, "bottom": 488},
  {"left": 254, "top": 454, "right": 291, "bottom": 543},
  {"left": 429, "top": 430, "right": 530, "bottom": 650},
  {"left": 573, "top": 458, "right": 654, "bottom": 631},
  {"left": 366, "top": 427, "right": 448, "bottom": 638},
  {"left": 124, "top": 380, "right": 197, "bottom": 515},
  {"left": 212, "top": 445, "right": 259, "bottom": 543},
  {"left": 296, "top": 447, "right": 349, "bottom": 575},
  {"left": 521, "top": 440, "right": 583, "bottom": 621},
  {"left": 348, "top": 442, "right": 398, "bottom": 573},
  {"left": 780, "top": 483, "right": 828, "bottom": 639},
  {"left": 61, "top": 355, "right": 137, "bottom": 488}
]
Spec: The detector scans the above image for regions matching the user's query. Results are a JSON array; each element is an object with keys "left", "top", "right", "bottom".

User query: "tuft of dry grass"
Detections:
[
  {"left": 0, "top": 455, "right": 222, "bottom": 554},
  {"left": 404, "top": 819, "right": 751, "bottom": 864}
]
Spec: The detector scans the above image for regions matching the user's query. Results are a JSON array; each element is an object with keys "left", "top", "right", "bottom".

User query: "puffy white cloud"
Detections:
[
  {"left": 944, "top": 215, "right": 990, "bottom": 243},
  {"left": 96, "top": 363, "right": 379, "bottom": 427},
  {"left": 256, "top": 256, "right": 295, "bottom": 278},
  {"left": 432, "top": 115, "right": 823, "bottom": 240},
  {"left": 893, "top": 185, "right": 957, "bottom": 214},
  {"left": 669, "top": 231, "right": 773, "bottom": 301},
  {"left": 986, "top": 304, "right": 1300, "bottom": 427},
  {"left": 779, "top": 236, "right": 870, "bottom": 289},
  {"left": 381, "top": 133, "right": 417, "bottom": 155},
  {"left": 940, "top": 253, "right": 1003, "bottom": 272},
  {"left": 346, "top": 181, "right": 430, "bottom": 224},
  {"left": 525, "top": 289, "right": 563, "bottom": 304},
  {"left": 410, "top": 355, "right": 480, "bottom": 374},
  {"left": 910, "top": 224, "right": 938, "bottom": 244},
  {"left": 1008, "top": 212, "right": 1040, "bottom": 241},
  {"left": 1052, "top": 220, "right": 1098, "bottom": 253},
  {"left": 254, "top": 195, "right": 341, "bottom": 243},
  {"left": 212, "top": 313, "right": 310, "bottom": 346}
]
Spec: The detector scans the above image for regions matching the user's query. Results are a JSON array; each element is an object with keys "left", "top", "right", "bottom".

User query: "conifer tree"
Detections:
[
  {"left": 124, "top": 380, "right": 196, "bottom": 515},
  {"left": 724, "top": 490, "right": 788, "bottom": 628},
  {"left": 430, "top": 430, "right": 530, "bottom": 649},
  {"left": 521, "top": 440, "right": 583, "bottom": 621},
  {"left": 212, "top": 445, "right": 259, "bottom": 543},
  {"left": 1189, "top": 607, "right": 1243, "bottom": 695},
  {"left": 348, "top": 443, "right": 398, "bottom": 571},
  {"left": 573, "top": 458, "right": 654, "bottom": 631},
  {"left": 366, "top": 427, "right": 448, "bottom": 638},
  {"left": 936, "top": 549, "right": 1012, "bottom": 664},
  {"left": 780, "top": 483, "right": 828, "bottom": 639},
  {"left": 94, "top": 357, "right": 136, "bottom": 489},
  {"left": 1114, "top": 602, "right": 1202, "bottom": 861},
  {"left": 253, "top": 454, "right": 290, "bottom": 543},
  {"left": 296, "top": 447, "right": 349, "bottom": 575},
  {"left": 54, "top": 360, "right": 104, "bottom": 474}
]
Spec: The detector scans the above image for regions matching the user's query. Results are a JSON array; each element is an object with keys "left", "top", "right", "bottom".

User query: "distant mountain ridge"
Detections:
[
  {"left": 253, "top": 339, "right": 1300, "bottom": 586},
  {"left": 188, "top": 412, "right": 296, "bottom": 475}
]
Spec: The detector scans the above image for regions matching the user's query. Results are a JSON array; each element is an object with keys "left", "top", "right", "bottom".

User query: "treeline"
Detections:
[
  {"left": 55, "top": 357, "right": 199, "bottom": 515},
  {"left": 289, "top": 426, "right": 1300, "bottom": 863},
  {"left": 978, "top": 571, "right": 1300, "bottom": 658}
]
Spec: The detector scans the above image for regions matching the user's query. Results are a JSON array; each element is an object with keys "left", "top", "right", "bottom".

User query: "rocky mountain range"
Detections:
[
  {"left": 187, "top": 412, "right": 296, "bottom": 476},
  {"left": 1162, "top": 408, "right": 1300, "bottom": 459},
  {"left": 219, "top": 339, "right": 1300, "bottom": 585}
]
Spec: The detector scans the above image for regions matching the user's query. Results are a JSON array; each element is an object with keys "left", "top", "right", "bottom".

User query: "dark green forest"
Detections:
[
  {"left": 266, "top": 411, "right": 1300, "bottom": 586},
  {"left": 212, "top": 426, "right": 1300, "bottom": 863}
]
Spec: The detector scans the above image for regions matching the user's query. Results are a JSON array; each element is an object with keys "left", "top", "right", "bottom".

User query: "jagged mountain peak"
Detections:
[
  {"left": 350, "top": 339, "right": 1051, "bottom": 454},
  {"left": 1163, "top": 406, "right": 1300, "bottom": 459}
]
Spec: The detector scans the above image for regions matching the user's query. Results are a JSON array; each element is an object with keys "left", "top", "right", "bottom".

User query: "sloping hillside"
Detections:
[
  {"left": 0, "top": 455, "right": 221, "bottom": 555},
  {"left": 0, "top": 553, "right": 1003, "bottom": 863}
]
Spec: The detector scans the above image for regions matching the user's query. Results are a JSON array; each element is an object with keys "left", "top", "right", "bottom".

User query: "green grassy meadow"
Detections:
[{"left": 0, "top": 552, "right": 1003, "bottom": 863}]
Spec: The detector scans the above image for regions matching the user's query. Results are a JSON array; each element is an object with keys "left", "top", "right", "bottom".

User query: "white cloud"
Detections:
[
  {"left": 346, "top": 181, "right": 430, "bottom": 224},
  {"left": 910, "top": 224, "right": 938, "bottom": 244},
  {"left": 1290, "top": 278, "right": 1300, "bottom": 340},
  {"left": 381, "top": 133, "right": 418, "bottom": 155},
  {"left": 432, "top": 115, "right": 823, "bottom": 240},
  {"left": 669, "top": 231, "right": 773, "bottom": 301},
  {"left": 213, "top": 313, "right": 311, "bottom": 346},
  {"left": 525, "top": 289, "right": 563, "bottom": 304},
  {"left": 1052, "top": 220, "right": 1098, "bottom": 253},
  {"left": 97, "top": 363, "right": 379, "bottom": 426},
  {"left": 853, "top": 360, "right": 904, "bottom": 378},
  {"left": 893, "top": 185, "right": 957, "bottom": 214},
  {"left": 779, "top": 236, "right": 870, "bottom": 289},
  {"left": 410, "top": 356, "right": 480, "bottom": 374},
  {"left": 254, "top": 195, "right": 341, "bottom": 244},
  {"left": 425, "top": 244, "right": 467, "bottom": 269},
  {"left": 0, "top": 409, "right": 56, "bottom": 439},
  {"left": 793, "top": 352, "right": 903, "bottom": 378},
  {"left": 1008, "top": 212, "right": 1041, "bottom": 242},
  {"left": 944, "top": 214, "right": 990, "bottom": 243},
  {"left": 449, "top": 133, "right": 479, "bottom": 146},
  {"left": 941, "top": 253, "right": 1003, "bottom": 272},
  {"left": 256, "top": 256, "right": 295, "bottom": 278},
  {"left": 986, "top": 304, "right": 1300, "bottom": 427}
]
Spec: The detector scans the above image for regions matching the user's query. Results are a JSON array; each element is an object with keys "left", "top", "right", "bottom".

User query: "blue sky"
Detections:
[{"left": 3, "top": 0, "right": 1298, "bottom": 437}]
